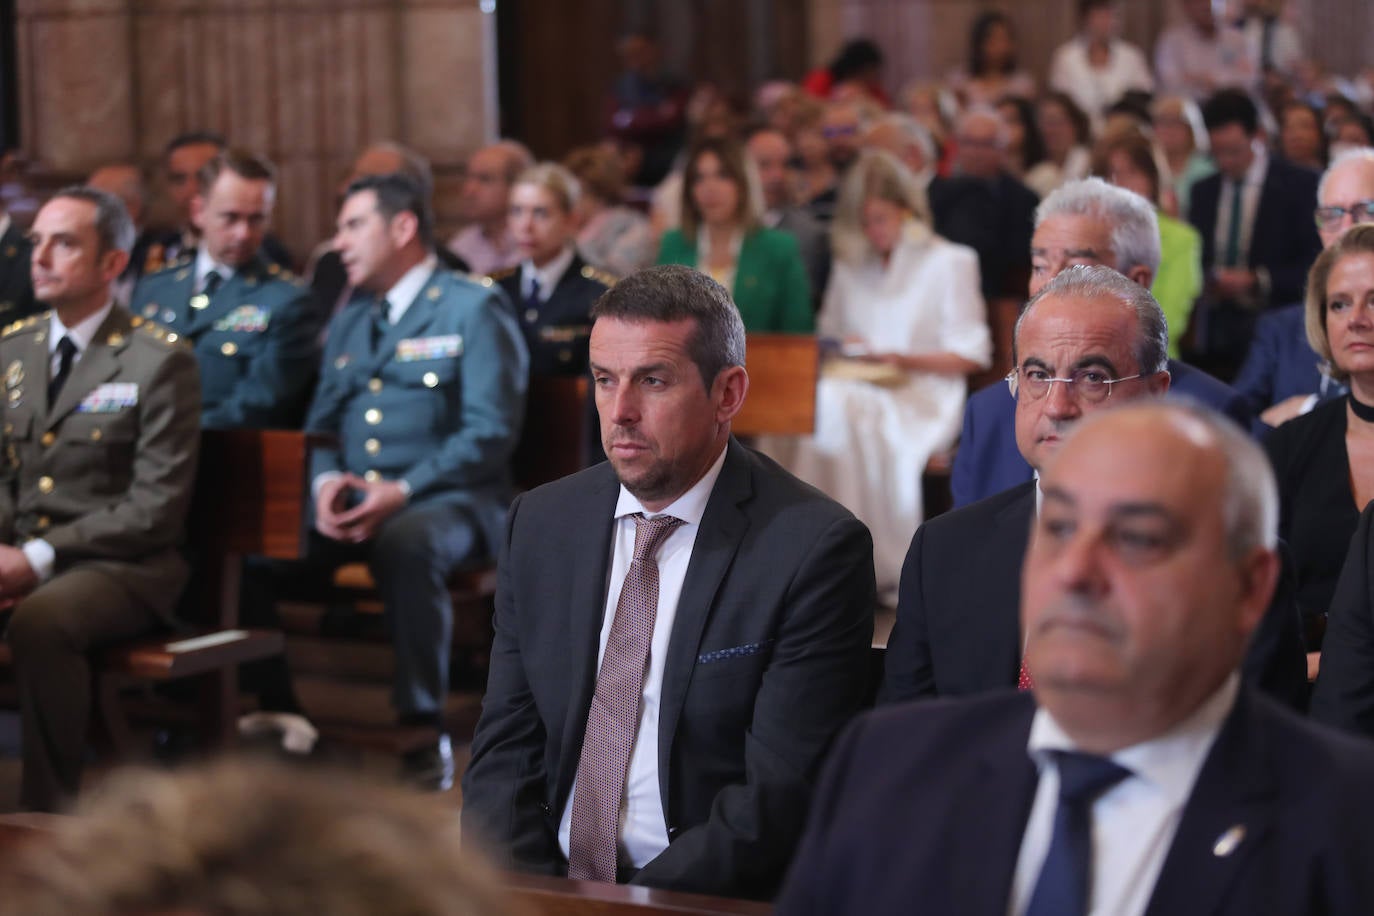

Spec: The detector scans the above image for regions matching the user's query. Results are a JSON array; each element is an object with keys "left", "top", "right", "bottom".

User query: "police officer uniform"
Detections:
[
  {"left": 0, "top": 216, "right": 37, "bottom": 321},
  {"left": 0, "top": 306, "right": 201, "bottom": 811},
  {"left": 306, "top": 257, "right": 527, "bottom": 722},
  {"left": 131, "top": 249, "right": 319, "bottom": 428},
  {"left": 490, "top": 248, "right": 613, "bottom": 377}
]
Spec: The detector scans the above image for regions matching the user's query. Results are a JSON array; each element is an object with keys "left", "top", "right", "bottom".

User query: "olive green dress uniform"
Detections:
[
  {"left": 130, "top": 252, "right": 319, "bottom": 428},
  {"left": 306, "top": 266, "right": 527, "bottom": 717},
  {"left": 0, "top": 221, "right": 37, "bottom": 321},
  {"left": 489, "top": 254, "right": 613, "bottom": 377},
  {"left": 0, "top": 307, "right": 201, "bottom": 811}
]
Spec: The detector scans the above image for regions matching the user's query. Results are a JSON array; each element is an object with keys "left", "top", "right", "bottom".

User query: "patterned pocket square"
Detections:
[{"left": 697, "top": 640, "right": 775, "bottom": 665}]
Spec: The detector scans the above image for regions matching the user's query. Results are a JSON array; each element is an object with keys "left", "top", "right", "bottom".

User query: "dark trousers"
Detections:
[
  {"left": 242, "top": 498, "right": 483, "bottom": 720},
  {"left": 7, "top": 566, "right": 158, "bottom": 812}
]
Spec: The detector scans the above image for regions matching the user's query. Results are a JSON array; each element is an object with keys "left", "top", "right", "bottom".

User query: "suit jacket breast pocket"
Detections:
[{"left": 691, "top": 639, "right": 775, "bottom": 682}]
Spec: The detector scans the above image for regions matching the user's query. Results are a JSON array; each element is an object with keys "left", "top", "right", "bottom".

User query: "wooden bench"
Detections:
[
  {"left": 734, "top": 334, "right": 818, "bottom": 436},
  {"left": 81, "top": 429, "right": 308, "bottom": 752}
]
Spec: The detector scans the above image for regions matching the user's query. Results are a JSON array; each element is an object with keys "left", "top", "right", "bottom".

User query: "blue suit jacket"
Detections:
[
  {"left": 306, "top": 267, "right": 528, "bottom": 552},
  {"left": 776, "top": 689, "right": 1374, "bottom": 916},
  {"left": 130, "top": 253, "right": 320, "bottom": 428},
  {"left": 951, "top": 360, "right": 1257, "bottom": 508},
  {"left": 1233, "top": 302, "right": 1347, "bottom": 416}
]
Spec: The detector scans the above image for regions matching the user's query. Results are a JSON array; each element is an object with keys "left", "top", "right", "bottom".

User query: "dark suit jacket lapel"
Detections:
[
  {"left": 1143, "top": 689, "right": 1277, "bottom": 916},
  {"left": 986, "top": 484, "right": 1035, "bottom": 687},
  {"left": 46, "top": 310, "right": 130, "bottom": 430},
  {"left": 554, "top": 466, "right": 622, "bottom": 810},
  {"left": 955, "top": 697, "right": 1039, "bottom": 912},
  {"left": 655, "top": 438, "right": 752, "bottom": 800}
]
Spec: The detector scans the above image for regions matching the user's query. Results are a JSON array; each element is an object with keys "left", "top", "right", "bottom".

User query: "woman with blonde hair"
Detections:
[{"left": 764, "top": 150, "right": 990, "bottom": 599}]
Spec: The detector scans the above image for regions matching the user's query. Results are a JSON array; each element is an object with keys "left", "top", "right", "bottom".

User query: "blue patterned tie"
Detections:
[{"left": 1023, "top": 750, "right": 1132, "bottom": 916}]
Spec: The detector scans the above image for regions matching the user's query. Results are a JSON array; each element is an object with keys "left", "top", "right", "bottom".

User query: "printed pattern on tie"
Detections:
[
  {"left": 1018, "top": 658, "right": 1035, "bottom": 691},
  {"left": 568, "top": 512, "right": 684, "bottom": 882}
]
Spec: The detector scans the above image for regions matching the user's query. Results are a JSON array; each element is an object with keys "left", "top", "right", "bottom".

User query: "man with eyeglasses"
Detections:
[
  {"left": 879, "top": 264, "right": 1305, "bottom": 708},
  {"left": 444, "top": 141, "right": 534, "bottom": 277},
  {"left": 1233, "top": 147, "right": 1373, "bottom": 426}
]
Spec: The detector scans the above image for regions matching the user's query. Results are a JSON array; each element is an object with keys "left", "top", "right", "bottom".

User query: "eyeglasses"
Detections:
[
  {"left": 1006, "top": 367, "right": 1143, "bottom": 404},
  {"left": 1315, "top": 200, "right": 1374, "bottom": 229}
]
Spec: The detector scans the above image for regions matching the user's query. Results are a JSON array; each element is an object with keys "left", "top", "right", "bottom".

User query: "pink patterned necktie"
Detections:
[
  {"left": 568, "top": 512, "right": 685, "bottom": 882},
  {"left": 1018, "top": 658, "right": 1035, "bottom": 691}
]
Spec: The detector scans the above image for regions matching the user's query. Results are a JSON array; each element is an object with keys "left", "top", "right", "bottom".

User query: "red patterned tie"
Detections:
[
  {"left": 1018, "top": 658, "right": 1034, "bottom": 691},
  {"left": 568, "top": 513, "right": 684, "bottom": 882}
]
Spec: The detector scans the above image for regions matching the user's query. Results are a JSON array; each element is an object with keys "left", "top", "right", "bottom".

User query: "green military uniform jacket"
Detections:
[
  {"left": 656, "top": 227, "right": 813, "bottom": 332},
  {"left": 130, "top": 252, "right": 319, "bottom": 429},
  {"left": 0, "top": 307, "right": 201, "bottom": 619}
]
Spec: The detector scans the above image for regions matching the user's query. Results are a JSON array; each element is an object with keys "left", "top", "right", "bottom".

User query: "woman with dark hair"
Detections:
[
  {"left": 995, "top": 95, "right": 1047, "bottom": 179},
  {"left": 1279, "top": 100, "right": 1328, "bottom": 171},
  {"left": 802, "top": 38, "right": 890, "bottom": 106},
  {"left": 949, "top": 11, "right": 1035, "bottom": 107},
  {"left": 656, "top": 137, "right": 812, "bottom": 331},
  {"left": 1026, "top": 90, "right": 1092, "bottom": 197}
]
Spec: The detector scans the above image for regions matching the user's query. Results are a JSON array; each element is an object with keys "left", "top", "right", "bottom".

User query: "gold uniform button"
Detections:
[
  {"left": 363, "top": 470, "right": 381, "bottom": 483},
  {"left": 364, "top": 438, "right": 381, "bottom": 455},
  {"left": 368, "top": 378, "right": 383, "bottom": 393},
  {"left": 40, "top": 432, "right": 54, "bottom": 447},
  {"left": 422, "top": 372, "right": 439, "bottom": 388},
  {"left": 36, "top": 515, "right": 50, "bottom": 529},
  {"left": 90, "top": 429, "right": 102, "bottom": 441},
  {"left": 37, "top": 476, "right": 53, "bottom": 494},
  {"left": 364, "top": 408, "right": 382, "bottom": 425},
  {"left": 221, "top": 341, "right": 238, "bottom": 356}
]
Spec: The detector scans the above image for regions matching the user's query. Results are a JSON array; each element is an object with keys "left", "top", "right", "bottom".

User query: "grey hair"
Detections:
[
  {"left": 956, "top": 105, "right": 1010, "bottom": 148},
  {"left": 871, "top": 113, "right": 937, "bottom": 167},
  {"left": 1014, "top": 264, "right": 1169, "bottom": 374},
  {"left": 1065, "top": 401, "right": 1279, "bottom": 558},
  {"left": 1035, "top": 177, "right": 1161, "bottom": 276},
  {"left": 1318, "top": 145, "right": 1374, "bottom": 201},
  {"left": 49, "top": 185, "right": 135, "bottom": 254},
  {"left": 590, "top": 265, "right": 746, "bottom": 390}
]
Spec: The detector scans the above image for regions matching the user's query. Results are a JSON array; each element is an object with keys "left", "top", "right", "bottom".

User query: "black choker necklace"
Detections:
[{"left": 1350, "top": 392, "right": 1374, "bottom": 423}]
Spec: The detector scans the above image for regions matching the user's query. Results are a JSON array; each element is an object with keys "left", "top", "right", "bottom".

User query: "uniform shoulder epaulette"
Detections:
[
  {"left": 579, "top": 264, "right": 618, "bottom": 288},
  {"left": 263, "top": 261, "right": 299, "bottom": 284},
  {"left": 128, "top": 315, "right": 190, "bottom": 348},
  {"left": 148, "top": 254, "right": 193, "bottom": 278},
  {"left": 484, "top": 266, "right": 518, "bottom": 285},
  {"left": 1, "top": 313, "right": 47, "bottom": 338}
]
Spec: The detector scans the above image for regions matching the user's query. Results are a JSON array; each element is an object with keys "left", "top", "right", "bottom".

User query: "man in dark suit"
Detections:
[
  {"left": 0, "top": 201, "right": 35, "bottom": 320},
  {"left": 1188, "top": 89, "right": 1321, "bottom": 371},
  {"left": 885, "top": 266, "right": 1305, "bottom": 708},
  {"left": 2, "top": 187, "right": 201, "bottom": 811},
  {"left": 1232, "top": 148, "right": 1374, "bottom": 425},
  {"left": 952, "top": 178, "right": 1254, "bottom": 509},
  {"left": 461, "top": 265, "right": 875, "bottom": 900},
  {"left": 131, "top": 150, "right": 319, "bottom": 429},
  {"left": 746, "top": 127, "right": 831, "bottom": 309},
  {"left": 780, "top": 402, "right": 1374, "bottom": 916}
]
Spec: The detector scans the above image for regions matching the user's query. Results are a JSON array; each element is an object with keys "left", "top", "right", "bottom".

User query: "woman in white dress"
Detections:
[{"left": 764, "top": 150, "right": 991, "bottom": 600}]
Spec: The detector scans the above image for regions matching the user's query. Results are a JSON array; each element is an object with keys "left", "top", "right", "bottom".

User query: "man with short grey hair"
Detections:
[
  {"left": 951, "top": 177, "right": 1253, "bottom": 509},
  {"left": 881, "top": 265, "right": 1304, "bottom": 708},
  {"left": 745, "top": 127, "right": 830, "bottom": 308},
  {"left": 463, "top": 264, "right": 875, "bottom": 899},
  {"left": 445, "top": 140, "right": 534, "bottom": 275},
  {"left": 2, "top": 186, "right": 201, "bottom": 810},
  {"left": 781, "top": 401, "right": 1374, "bottom": 916}
]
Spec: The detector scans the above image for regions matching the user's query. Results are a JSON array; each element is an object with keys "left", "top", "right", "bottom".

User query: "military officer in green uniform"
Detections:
[
  {"left": 0, "top": 202, "right": 36, "bottom": 320},
  {"left": 131, "top": 150, "right": 318, "bottom": 428},
  {"left": 246, "top": 173, "right": 526, "bottom": 789},
  {"left": 1, "top": 186, "right": 200, "bottom": 811}
]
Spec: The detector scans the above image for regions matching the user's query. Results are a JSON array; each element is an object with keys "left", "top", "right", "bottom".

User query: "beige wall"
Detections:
[{"left": 13, "top": 0, "right": 495, "bottom": 263}]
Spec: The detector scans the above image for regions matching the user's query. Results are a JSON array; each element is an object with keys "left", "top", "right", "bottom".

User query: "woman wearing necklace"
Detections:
[
  {"left": 1265, "top": 224, "right": 1374, "bottom": 664},
  {"left": 656, "top": 137, "right": 813, "bottom": 332}
]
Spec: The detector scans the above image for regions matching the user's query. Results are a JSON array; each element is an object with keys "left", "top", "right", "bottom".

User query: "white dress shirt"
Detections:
[
  {"left": 1154, "top": 23, "right": 1255, "bottom": 99},
  {"left": 519, "top": 244, "right": 575, "bottom": 305},
  {"left": 194, "top": 246, "right": 236, "bottom": 291},
  {"left": 23, "top": 300, "right": 117, "bottom": 581},
  {"left": 1008, "top": 674, "right": 1239, "bottom": 916},
  {"left": 1048, "top": 37, "right": 1154, "bottom": 123},
  {"left": 558, "top": 444, "right": 729, "bottom": 869},
  {"left": 1213, "top": 144, "right": 1268, "bottom": 270}
]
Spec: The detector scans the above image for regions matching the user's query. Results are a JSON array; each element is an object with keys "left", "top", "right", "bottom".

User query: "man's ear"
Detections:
[
  {"left": 388, "top": 210, "right": 419, "bottom": 249},
  {"left": 189, "top": 194, "right": 207, "bottom": 233},
  {"left": 714, "top": 366, "right": 749, "bottom": 425},
  {"left": 1125, "top": 264, "right": 1153, "bottom": 289}
]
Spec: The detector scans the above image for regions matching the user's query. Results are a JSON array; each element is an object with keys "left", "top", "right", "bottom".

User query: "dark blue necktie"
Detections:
[
  {"left": 525, "top": 276, "right": 541, "bottom": 315},
  {"left": 1023, "top": 750, "right": 1132, "bottom": 916}
]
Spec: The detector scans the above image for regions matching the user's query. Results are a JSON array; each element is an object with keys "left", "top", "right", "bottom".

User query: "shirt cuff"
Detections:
[
  {"left": 21, "top": 538, "right": 55, "bottom": 584},
  {"left": 311, "top": 471, "right": 344, "bottom": 502}
]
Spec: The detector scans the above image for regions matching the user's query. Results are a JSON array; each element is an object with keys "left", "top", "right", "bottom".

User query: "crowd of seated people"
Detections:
[{"left": 7, "top": 1, "right": 1374, "bottom": 911}]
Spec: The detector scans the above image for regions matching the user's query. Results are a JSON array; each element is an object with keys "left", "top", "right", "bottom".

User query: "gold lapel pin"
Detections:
[{"left": 1212, "top": 824, "right": 1246, "bottom": 858}]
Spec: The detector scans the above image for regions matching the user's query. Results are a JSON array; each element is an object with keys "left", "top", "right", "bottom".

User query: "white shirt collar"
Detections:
[
  {"left": 194, "top": 246, "right": 237, "bottom": 288},
  {"left": 49, "top": 299, "right": 116, "bottom": 355},
  {"left": 1242, "top": 142, "right": 1268, "bottom": 188},
  {"left": 521, "top": 245, "right": 576, "bottom": 300},
  {"left": 382, "top": 253, "right": 439, "bottom": 324},
  {"left": 0, "top": 213, "right": 11, "bottom": 240},
  {"left": 1028, "top": 673, "right": 1239, "bottom": 806},
  {"left": 613, "top": 443, "right": 729, "bottom": 527}
]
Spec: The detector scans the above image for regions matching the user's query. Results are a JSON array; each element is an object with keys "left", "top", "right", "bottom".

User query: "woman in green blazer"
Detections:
[{"left": 656, "top": 136, "right": 814, "bottom": 331}]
